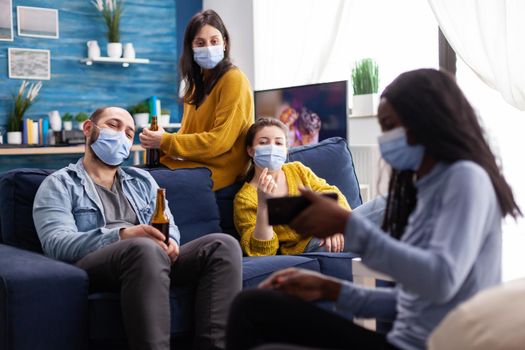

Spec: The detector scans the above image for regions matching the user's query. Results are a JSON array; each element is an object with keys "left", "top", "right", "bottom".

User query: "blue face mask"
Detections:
[
  {"left": 254, "top": 144, "right": 287, "bottom": 171},
  {"left": 378, "top": 127, "right": 425, "bottom": 171},
  {"left": 90, "top": 125, "right": 132, "bottom": 166},
  {"left": 193, "top": 45, "right": 224, "bottom": 70}
]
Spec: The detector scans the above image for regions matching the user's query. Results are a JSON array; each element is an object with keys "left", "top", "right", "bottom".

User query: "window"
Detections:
[{"left": 457, "top": 59, "right": 525, "bottom": 281}]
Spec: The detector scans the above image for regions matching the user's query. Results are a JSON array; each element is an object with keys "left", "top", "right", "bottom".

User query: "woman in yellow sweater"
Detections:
[
  {"left": 234, "top": 118, "right": 351, "bottom": 256},
  {"left": 139, "top": 10, "right": 254, "bottom": 190}
]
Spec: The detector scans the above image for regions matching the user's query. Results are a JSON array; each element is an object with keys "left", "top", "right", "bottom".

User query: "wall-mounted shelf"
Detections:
[{"left": 81, "top": 57, "right": 150, "bottom": 68}]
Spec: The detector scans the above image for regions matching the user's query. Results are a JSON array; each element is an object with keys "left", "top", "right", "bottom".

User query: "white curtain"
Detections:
[
  {"left": 428, "top": 0, "right": 525, "bottom": 110},
  {"left": 253, "top": 0, "right": 438, "bottom": 92}
]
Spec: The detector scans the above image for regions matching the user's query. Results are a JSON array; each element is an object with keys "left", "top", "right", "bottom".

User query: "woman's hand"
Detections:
[
  {"left": 290, "top": 188, "right": 351, "bottom": 239},
  {"left": 139, "top": 126, "right": 165, "bottom": 149},
  {"left": 259, "top": 268, "right": 342, "bottom": 302},
  {"left": 319, "top": 233, "right": 345, "bottom": 252},
  {"left": 257, "top": 168, "right": 277, "bottom": 206}
]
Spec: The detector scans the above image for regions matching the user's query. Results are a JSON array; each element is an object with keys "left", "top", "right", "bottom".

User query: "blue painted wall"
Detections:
[
  {"left": 0, "top": 0, "right": 203, "bottom": 173},
  {"left": 0, "top": 0, "right": 202, "bottom": 128}
]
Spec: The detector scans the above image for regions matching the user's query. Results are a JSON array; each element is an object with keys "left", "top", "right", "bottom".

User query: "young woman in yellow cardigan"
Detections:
[
  {"left": 234, "top": 117, "right": 351, "bottom": 256},
  {"left": 139, "top": 10, "right": 254, "bottom": 190}
]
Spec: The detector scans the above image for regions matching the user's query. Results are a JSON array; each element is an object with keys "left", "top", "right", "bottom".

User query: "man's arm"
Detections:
[{"left": 33, "top": 174, "right": 120, "bottom": 263}]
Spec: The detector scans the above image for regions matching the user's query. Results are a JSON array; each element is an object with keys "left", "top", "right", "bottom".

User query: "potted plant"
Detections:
[
  {"left": 351, "top": 58, "right": 379, "bottom": 117},
  {"left": 62, "top": 112, "right": 74, "bottom": 131},
  {"left": 160, "top": 108, "right": 170, "bottom": 127},
  {"left": 91, "top": 0, "right": 124, "bottom": 58},
  {"left": 75, "top": 112, "right": 89, "bottom": 130},
  {"left": 128, "top": 100, "right": 149, "bottom": 127},
  {"left": 7, "top": 80, "right": 42, "bottom": 144}
]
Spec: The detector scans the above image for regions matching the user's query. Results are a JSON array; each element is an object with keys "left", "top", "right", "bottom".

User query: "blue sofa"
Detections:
[{"left": 0, "top": 137, "right": 362, "bottom": 350}]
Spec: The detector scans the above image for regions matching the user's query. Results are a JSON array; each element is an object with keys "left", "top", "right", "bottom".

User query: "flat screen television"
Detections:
[{"left": 254, "top": 80, "right": 347, "bottom": 147}]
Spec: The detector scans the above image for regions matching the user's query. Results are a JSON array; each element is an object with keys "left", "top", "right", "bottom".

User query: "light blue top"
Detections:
[
  {"left": 33, "top": 158, "right": 180, "bottom": 263},
  {"left": 336, "top": 160, "right": 502, "bottom": 350}
]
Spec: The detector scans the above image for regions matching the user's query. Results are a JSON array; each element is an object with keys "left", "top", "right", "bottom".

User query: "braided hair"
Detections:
[{"left": 380, "top": 69, "right": 521, "bottom": 239}]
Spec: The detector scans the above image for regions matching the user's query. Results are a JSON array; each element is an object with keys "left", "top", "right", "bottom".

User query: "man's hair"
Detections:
[{"left": 90, "top": 107, "right": 110, "bottom": 124}]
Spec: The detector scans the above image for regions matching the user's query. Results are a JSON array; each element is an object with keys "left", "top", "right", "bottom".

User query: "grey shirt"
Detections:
[
  {"left": 336, "top": 161, "right": 502, "bottom": 350},
  {"left": 94, "top": 174, "right": 139, "bottom": 230}
]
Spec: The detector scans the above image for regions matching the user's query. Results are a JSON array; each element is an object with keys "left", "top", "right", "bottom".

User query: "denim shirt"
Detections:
[{"left": 33, "top": 158, "right": 180, "bottom": 263}]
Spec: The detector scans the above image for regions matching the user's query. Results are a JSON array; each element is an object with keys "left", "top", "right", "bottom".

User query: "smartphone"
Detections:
[{"left": 266, "top": 192, "right": 338, "bottom": 226}]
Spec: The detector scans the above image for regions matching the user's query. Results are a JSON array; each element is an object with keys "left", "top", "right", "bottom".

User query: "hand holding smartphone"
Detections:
[{"left": 266, "top": 192, "right": 338, "bottom": 226}]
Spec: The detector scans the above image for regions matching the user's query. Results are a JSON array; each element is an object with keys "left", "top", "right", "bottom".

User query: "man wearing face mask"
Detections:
[{"left": 33, "top": 107, "right": 242, "bottom": 350}]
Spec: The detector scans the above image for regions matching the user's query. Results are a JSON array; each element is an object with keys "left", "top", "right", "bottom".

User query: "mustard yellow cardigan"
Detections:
[
  {"left": 234, "top": 162, "right": 351, "bottom": 256},
  {"left": 159, "top": 68, "right": 254, "bottom": 190}
]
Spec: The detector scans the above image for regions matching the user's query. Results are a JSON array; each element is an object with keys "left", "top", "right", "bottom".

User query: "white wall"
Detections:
[
  {"left": 348, "top": 116, "right": 381, "bottom": 146},
  {"left": 203, "top": 0, "right": 255, "bottom": 87}
]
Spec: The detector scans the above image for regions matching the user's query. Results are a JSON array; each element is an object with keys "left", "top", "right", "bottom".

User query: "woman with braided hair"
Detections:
[{"left": 226, "top": 68, "right": 521, "bottom": 350}]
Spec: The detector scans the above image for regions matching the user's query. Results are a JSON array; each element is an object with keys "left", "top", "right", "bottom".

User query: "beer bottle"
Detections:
[
  {"left": 146, "top": 96, "right": 160, "bottom": 167},
  {"left": 151, "top": 188, "right": 170, "bottom": 245}
]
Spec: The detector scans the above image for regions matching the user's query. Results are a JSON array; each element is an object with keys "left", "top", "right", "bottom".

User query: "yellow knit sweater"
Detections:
[
  {"left": 234, "top": 162, "right": 351, "bottom": 256},
  {"left": 159, "top": 68, "right": 254, "bottom": 191}
]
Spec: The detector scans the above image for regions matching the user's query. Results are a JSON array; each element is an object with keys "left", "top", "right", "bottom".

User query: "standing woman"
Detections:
[{"left": 140, "top": 10, "right": 254, "bottom": 191}]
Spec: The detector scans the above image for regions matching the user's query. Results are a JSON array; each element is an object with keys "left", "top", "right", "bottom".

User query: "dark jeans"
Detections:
[
  {"left": 225, "top": 289, "right": 400, "bottom": 350},
  {"left": 75, "top": 233, "right": 242, "bottom": 350}
]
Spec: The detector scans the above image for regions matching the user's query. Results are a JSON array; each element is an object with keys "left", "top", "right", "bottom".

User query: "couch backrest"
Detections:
[
  {"left": 0, "top": 137, "right": 360, "bottom": 252},
  {"left": 288, "top": 137, "right": 362, "bottom": 209},
  {"left": 0, "top": 169, "right": 55, "bottom": 253},
  {"left": 215, "top": 137, "right": 362, "bottom": 237},
  {"left": 145, "top": 167, "right": 221, "bottom": 244},
  {"left": 0, "top": 167, "right": 221, "bottom": 252}
]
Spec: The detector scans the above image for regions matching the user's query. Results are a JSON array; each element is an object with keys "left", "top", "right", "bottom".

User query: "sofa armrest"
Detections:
[{"left": 0, "top": 244, "right": 89, "bottom": 350}]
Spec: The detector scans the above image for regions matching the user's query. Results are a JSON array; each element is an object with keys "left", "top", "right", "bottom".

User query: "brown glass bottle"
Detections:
[
  {"left": 151, "top": 188, "right": 170, "bottom": 245},
  {"left": 146, "top": 115, "right": 160, "bottom": 167}
]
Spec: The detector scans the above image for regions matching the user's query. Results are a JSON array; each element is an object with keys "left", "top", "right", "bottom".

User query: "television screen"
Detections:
[{"left": 254, "top": 80, "right": 347, "bottom": 147}]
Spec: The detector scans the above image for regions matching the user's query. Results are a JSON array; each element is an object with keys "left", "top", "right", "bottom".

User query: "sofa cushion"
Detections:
[
  {"left": 288, "top": 137, "right": 362, "bottom": 209},
  {"left": 0, "top": 169, "right": 55, "bottom": 252},
  {"left": 300, "top": 252, "right": 358, "bottom": 281},
  {"left": 146, "top": 167, "right": 221, "bottom": 244},
  {"left": 242, "top": 255, "right": 320, "bottom": 288},
  {"left": 215, "top": 182, "right": 243, "bottom": 238}
]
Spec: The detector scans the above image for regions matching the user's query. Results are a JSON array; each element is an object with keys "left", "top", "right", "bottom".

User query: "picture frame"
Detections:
[
  {"left": 0, "top": 0, "right": 13, "bottom": 41},
  {"left": 8, "top": 48, "right": 51, "bottom": 80},
  {"left": 17, "top": 6, "right": 59, "bottom": 39}
]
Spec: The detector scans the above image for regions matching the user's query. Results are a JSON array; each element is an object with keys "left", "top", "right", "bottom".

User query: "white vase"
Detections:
[
  {"left": 123, "top": 43, "right": 136, "bottom": 59},
  {"left": 87, "top": 40, "right": 101, "bottom": 59},
  {"left": 352, "top": 93, "right": 379, "bottom": 117},
  {"left": 48, "top": 110, "right": 62, "bottom": 131},
  {"left": 63, "top": 121, "right": 73, "bottom": 131},
  {"left": 7, "top": 131, "right": 22, "bottom": 145},
  {"left": 77, "top": 121, "right": 86, "bottom": 130},
  {"left": 133, "top": 113, "right": 149, "bottom": 128},
  {"left": 107, "top": 42, "right": 123, "bottom": 58}
]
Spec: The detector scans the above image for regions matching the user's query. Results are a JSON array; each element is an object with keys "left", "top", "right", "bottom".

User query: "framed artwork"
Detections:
[
  {"left": 8, "top": 48, "right": 51, "bottom": 80},
  {"left": 17, "top": 6, "right": 59, "bottom": 39},
  {"left": 0, "top": 0, "right": 13, "bottom": 41}
]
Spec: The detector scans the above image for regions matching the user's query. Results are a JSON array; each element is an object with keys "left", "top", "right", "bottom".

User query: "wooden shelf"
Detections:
[
  {"left": 81, "top": 57, "right": 150, "bottom": 67},
  {"left": 0, "top": 144, "right": 144, "bottom": 156}
]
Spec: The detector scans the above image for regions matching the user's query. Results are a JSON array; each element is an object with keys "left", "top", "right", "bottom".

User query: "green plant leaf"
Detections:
[{"left": 352, "top": 58, "right": 379, "bottom": 95}]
